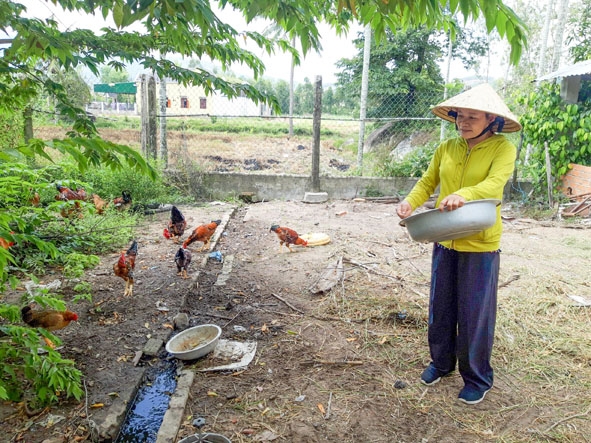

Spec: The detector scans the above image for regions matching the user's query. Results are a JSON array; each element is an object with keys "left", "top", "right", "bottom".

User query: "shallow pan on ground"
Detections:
[
  {"left": 299, "top": 232, "right": 331, "bottom": 246},
  {"left": 166, "top": 324, "right": 222, "bottom": 360},
  {"left": 399, "top": 199, "right": 501, "bottom": 243}
]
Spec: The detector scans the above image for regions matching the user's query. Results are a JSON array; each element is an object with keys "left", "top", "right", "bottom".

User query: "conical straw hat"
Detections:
[{"left": 431, "top": 83, "right": 522, "bottom": 132}]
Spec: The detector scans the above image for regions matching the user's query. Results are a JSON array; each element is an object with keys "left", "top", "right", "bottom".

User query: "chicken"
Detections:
[
  {"left": 59, "top": 200, "right": 83, "bottom": 219},
  {"left": 113, "top": 240, "right": 138, "bottom": 297},
  {"left": 55, "top": 184, "right": 87, "bottom": 201},
  {"left": 182, "top": 220, "right": 221, "bottom": 251},
  {"left": 55, "top": 184, "right": 87, "bottom": 219},
  {"left": 29, "top": 190, "right": 40, "bottom": 206},
  {"left": 163, "top": 206, "right": 187, "bottom": 242},
  {"left": 21, "top": 305, "right": 78, "bottom": 348},
  {"left": 0, "top": 231, "right": 14, "bottom": 249},
  {"left": 113, "top": 191, "right": 132, "bottom": 211},
  {"left": 92, "top": 194, "right": 108, "bottom": 214},
  {"left": 270, "top": 225, "right": 308, "bottom": 252},
  {"left": 174, "top": 247, "right": 192, "bottom": 279}
]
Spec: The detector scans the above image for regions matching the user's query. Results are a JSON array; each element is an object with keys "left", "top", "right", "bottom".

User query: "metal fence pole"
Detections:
[{"left": 311, "top": 76, "right": 322, "bottom": 192}]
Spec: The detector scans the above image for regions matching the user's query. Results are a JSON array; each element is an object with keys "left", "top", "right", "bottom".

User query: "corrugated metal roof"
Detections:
[
  {"left": 537, "top": 60, "right": 591, "bottom": 81},
  {"left": 93, "top": 82, "right": 137, "bottom": 94}
]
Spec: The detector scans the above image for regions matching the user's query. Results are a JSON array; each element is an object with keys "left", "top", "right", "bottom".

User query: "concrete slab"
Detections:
[
  {"left": 155, "top": 369, "right": 195, "bottom": 443},
  {"left": 303, "top": 191, "right": 328, "bottom": 203}
]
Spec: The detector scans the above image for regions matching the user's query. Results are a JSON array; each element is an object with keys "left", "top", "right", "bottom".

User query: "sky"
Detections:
[
  {"left": 16, "top": 0, "right": 490, "bottom": 86},
  {"left": 18, "top": 0, "right": 365, "bottom": 85}
]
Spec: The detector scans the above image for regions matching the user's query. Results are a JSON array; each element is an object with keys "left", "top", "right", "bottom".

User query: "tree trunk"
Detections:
[
  {"left": 23, "top": 106, "right": 33, "bottom": 143},
  {"left": 289, "top": 36, "right": 295, "bottom": 138},
  {"left": 537, "top": 0, "right": 554, "bottom": 79},
  {"left": 551, "top": 0, "right": 569, "bottom": 71}
]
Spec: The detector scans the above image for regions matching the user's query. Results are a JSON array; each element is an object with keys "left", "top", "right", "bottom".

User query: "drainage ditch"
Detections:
[{"left": 115, "top": 359, "right": 178, "bottom": 443}]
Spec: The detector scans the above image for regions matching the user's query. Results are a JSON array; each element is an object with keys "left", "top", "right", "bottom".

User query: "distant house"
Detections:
[
  {"left": 135, "top": 76, "right": 271, "bottom": 117},
  {"left": 536, "top": 59, "right": 591, "bottom": 103}
]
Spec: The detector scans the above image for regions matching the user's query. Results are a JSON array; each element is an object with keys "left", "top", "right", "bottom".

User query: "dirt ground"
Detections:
[{"left": 1, "top": 198, "right": 591, "bottom": 443}]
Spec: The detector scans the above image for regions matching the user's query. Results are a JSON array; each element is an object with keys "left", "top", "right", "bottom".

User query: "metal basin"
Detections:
[
  {"left": 165, "top": 324, "right": 221, "bottom": 360},
  {"left": 399, "top": 199, "right": 501, "bottom": 243}
]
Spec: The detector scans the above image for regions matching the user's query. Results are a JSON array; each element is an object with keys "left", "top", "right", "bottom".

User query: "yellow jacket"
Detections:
[{"left": 404, "top": 134, "right": 516, "bottom": 252}]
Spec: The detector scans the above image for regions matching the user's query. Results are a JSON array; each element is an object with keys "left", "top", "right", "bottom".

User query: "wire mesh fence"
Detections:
[{"left": 134, "top": 77, "right": 447, "bottom": 176}]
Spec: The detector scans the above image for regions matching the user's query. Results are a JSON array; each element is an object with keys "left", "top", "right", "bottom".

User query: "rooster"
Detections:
[
  {"left": 175, "top": 247, "right": 192, "bottom": 279},
  {"left": 21, "top": 305, "right": 78, "bottom": 348},
  {"left": 113, "top": 240, "right": 138, "bottom": 297},
  {"left": 270, "top": 225, "right": 308, "bottom": 252},
  {"left": 182, "top": 220, "right": 221, "bottom": 252},
  {"left": 113, "top": 191, "right": 132, "bottom": 211},
  {"left": 163, "top": 206, "right": 187, "bottom": 242}
]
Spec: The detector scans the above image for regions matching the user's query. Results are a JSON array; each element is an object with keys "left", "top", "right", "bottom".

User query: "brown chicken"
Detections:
[
  {"left": 270, "top": 225, "right": 308, "bottom": 252},
  {"left": 182, "top": 220, "right": 221, "bottom": 251},
  {"left": 113, "top": 240, "right": 138, "bottom": 297},
  {"left": 92, "top": 194, "right": 108, "bottom": 214},
  {"left": 21, "top": 305, "right": 78, "bottom": 348},
  {"left": 113, "top": 191, "right": 132, "bottom": 211},
  {"left": 163, "top": 206, "right": 187, "bottom": 242},
  {"left": 174, "top": 247, "right": 192, "bottom": 279},
  {"left": 0, "top": 231, "right": 14, "bottom": 249},
  {"left": 55, "top": 184, "right": 87, "bottom": 201}
]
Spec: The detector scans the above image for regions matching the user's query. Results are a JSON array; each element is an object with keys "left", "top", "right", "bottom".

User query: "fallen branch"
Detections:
[
  {"left": 202, "top": 312, "right": 234, "bottom": 321},
  {"left": 543, "top": 404, "right": 591, "bottom": 434},
  {"left": 343, "top": 257, "right": 401, "bottom": 282},
  {"left": 325, "top": 392, "right": 333, "bottom": 420},
  {"left": 499, "top": 274, "right": 520, "bottom": 288},
  {"left": 300, "top": 359, "right": 364, "bottom": 366},
  {"left": 270, "top": 292, "right": 305, "bottom": 314}
]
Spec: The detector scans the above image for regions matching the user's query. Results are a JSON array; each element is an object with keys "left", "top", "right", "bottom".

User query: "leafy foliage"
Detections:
[
  {"left": 375, "top": 142, "right": 437, "bottom": 178},
  {"left": 566, "top": 0, "right": 591, "bottom": 62},
  {"left": 336, "top": 26, "right": 445, "bottom": 120},
  {"left": 518, "top": 83, "right": 591, "bottom": 199}
]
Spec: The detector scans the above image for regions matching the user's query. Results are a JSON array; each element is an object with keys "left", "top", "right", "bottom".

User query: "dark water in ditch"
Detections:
[{"left": 115, "top": 360, "right": 178, "bottom": 443}]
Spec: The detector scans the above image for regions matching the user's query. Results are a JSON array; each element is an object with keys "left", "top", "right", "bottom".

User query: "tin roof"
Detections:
[
  {"left": 537, "top": 59, "right": 591, "bottom": 81},
  {"left": 93, "top": 82, "right": 137, "bottom": 94}
]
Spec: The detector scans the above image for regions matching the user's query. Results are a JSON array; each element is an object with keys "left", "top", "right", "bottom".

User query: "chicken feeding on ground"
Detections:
[
  {"left": 92, "top": 194, "right": 108, "bottom": 214},
  {"left": 182, "top": 220, "right": 221, "bottom": 252},
  {"left": 55, "top": 184, "right": 88, "bottom": 201},
  {"left": 113, "top": 191, "right": 132, "bottom": 211},
  {"left": 175, "top": 247, "right": 192, "bottom": 279},
  {"left": 163, "top": 206, "right": 187, "bottom": 242},
  {"left": 56, "top": 184, "right": 87, "bottom": 219},
  {"left": 113, "top": 240, "right": 138, "bottom": 297},
  {"left": 270, "top": 225, "right": 308, "bottom": 252},
  {"left": 21, "top": 305, "right": 78, "bottom": 348}
]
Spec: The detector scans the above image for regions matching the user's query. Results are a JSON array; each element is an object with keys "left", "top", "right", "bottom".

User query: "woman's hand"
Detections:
[
  {"left": 438, "top": 194, "right": 466, "bottom": 211},
  {"left": 397, "top": 200, "right": 413, "bottom": 219}
]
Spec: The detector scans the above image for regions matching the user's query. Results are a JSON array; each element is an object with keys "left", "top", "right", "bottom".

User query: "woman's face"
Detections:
[{"left": 455, "top": 108, "right": 496, "bottom": 139}]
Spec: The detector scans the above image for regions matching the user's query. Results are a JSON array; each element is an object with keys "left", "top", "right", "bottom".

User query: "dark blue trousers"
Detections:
[{"left": 428, "top": 243, "right": 500, "bottom": 392}]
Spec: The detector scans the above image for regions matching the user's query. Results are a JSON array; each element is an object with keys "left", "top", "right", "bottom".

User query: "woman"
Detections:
[{"left": 397, "top": 83, "right": 521, "bottom": 405}]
